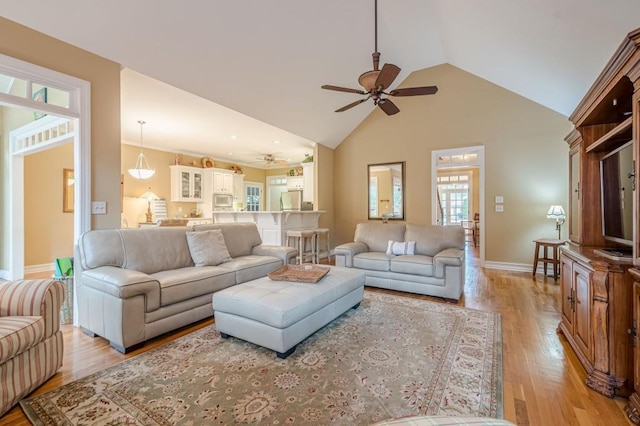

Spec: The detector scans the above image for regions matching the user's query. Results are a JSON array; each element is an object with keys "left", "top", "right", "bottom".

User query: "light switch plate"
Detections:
[
  {"left": 495, "top": 204, "right": 504, "bottom": 212},
  {"left": 495, "top": 196, "right": 504, "bottom": 203},
  {"left": 91, "top": 201, "right": 107, "bottom": 214}
]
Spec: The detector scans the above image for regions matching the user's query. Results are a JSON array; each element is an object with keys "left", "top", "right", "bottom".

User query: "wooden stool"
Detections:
[
  {"left": 286, "top": 230, "right": 316, "bottom": 264},
  {"left": 532, "top": 238, "right": 565, "bottom": 280},
  {"left": 313, "top": 228, "right": 331, "bottom": 264}
]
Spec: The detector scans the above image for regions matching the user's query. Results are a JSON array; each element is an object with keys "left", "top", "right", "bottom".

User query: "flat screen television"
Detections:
[{"left": 600, "top": 141, "right": 634, "bottom": 246}]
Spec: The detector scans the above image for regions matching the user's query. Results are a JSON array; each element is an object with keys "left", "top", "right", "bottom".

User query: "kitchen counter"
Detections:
[{"left": 212, "top": 211, "right": 325, "bottom": 245}]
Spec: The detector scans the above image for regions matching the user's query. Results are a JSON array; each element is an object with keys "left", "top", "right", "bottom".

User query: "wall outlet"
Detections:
[
  {"left": 495, "top": 204, "right": 504, "bottom": 212},
  {"left": 91, "top": 201, "right": 107, "bottom": 214},
  {"left": 178, "top": 206, "right": 183, "bottom": 213}
]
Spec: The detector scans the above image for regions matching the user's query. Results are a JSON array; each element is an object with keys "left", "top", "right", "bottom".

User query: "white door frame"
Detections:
[
  {"left": 431, "top": 145, "right": 485, "bottom": 266},
  {"left": 0, "top": 53, "right": 91, "bottom": 280}
]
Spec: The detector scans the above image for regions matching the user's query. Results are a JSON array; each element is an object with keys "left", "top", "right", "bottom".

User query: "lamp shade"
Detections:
[
  {"left": 140, "top": 187, "right": 159, "bottom": 202},
  {"left": 546, "top": 205, "right": 566, "bottom": 220}
]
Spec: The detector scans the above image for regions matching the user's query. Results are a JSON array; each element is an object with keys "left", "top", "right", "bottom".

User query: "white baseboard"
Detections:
[
  {"left": 25, "top": 263, "right": 55, "bottom": 274},
  {"left": 484, "top": 261, "right": 558, "bottom": 277}
]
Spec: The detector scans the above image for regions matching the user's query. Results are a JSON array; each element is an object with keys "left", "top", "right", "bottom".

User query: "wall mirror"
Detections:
[{"left": 368, "top": 162, "right": 405, "bottom": 221}]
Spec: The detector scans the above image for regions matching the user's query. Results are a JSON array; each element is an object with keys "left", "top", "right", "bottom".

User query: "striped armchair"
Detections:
[{"left": 0, "top": 279, "right": 65, "bottom": 416}]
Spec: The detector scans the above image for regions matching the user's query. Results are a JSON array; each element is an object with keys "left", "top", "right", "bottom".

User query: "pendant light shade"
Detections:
[{"left": 128, "top": 120, "right": 155, "bottom": 180}]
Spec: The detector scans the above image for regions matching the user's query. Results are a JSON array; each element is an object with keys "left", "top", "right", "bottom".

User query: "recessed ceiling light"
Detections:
[
  {"left": 227, "top": 152, "right": 234, "bottom": 155},
  {"left": 273, "top": 140, "right": 281, "bottom": 144},
  {"left": 231, "top": 135, "right": 238, "bottom": 139},
  {"left": 287, "top": 158, "right": 292, "bottom": 162}
]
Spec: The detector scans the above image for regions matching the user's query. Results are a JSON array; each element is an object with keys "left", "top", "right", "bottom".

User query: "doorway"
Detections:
[
  {"left": 431, "top": 146, "right": 485, "bottom": 266},
  {"left": 0, "top": 53, "right": 91, "bottom": 282}
]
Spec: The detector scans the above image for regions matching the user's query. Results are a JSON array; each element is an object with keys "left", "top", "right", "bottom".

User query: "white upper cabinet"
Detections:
[
  {"left": 170, "top": 165, "right": 204, "bottom": 202},
  {"left": 213, "top": 170, "right": 234, "bottom": 193}
]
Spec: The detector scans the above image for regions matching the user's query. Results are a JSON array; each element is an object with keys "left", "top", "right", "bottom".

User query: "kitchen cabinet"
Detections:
[
  {"left": 302, "top": 162, "right": 314, "bottom": 203},
  {"left": 213, "top": 170, "right": 234, "bottom": 194},
  {"left": 233, "top": 174, "right": 245, "bottom": 203},
  {"left": 286, "top": 176, "right": 304, "bottom": 190},
  {"left": 170, "top": 165, "right": 203, "bottom": 202}
]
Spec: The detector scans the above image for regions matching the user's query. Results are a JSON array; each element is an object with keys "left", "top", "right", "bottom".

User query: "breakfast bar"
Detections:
[{"left": 212, "top": 211, "right": 324, "bottom": 246}]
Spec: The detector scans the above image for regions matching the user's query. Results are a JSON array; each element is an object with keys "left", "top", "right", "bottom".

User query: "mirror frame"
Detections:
[{"left": 368, "top": 161, "right": 406, "bottom": 221}]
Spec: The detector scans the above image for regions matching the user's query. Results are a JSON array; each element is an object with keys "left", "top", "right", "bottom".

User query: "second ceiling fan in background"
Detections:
[{"left": 321, "top": 0, "right": 438, "bottom": 116}]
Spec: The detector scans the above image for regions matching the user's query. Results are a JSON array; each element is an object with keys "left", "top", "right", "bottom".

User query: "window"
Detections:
[
  {"left": 437, "top": 172, "right": 471, "bottom": 225},
  {"left": 245, "top": 183, "right": 262, "bottom": 211}
]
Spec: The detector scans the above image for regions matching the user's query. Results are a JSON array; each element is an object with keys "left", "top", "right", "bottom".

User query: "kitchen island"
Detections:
[{"left": 212, "top": 211, "right": 324, "bottom": 246}]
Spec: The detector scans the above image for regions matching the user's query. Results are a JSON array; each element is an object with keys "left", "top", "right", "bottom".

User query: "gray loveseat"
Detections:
[
  {"left": 76, "top": 222, "right": 296, "bottom": 352},
  {"left": 334, "top": 222, "right": 465, "bottom": 301}
]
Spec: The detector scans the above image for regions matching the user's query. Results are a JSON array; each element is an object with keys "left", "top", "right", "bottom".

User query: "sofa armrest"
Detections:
[
  {"left": 334, "top": 242, "right": 369, "bottom": 267},
  {"left": 433, "top": 248, "right": 465, "bottom": 278},
  {"left": 80, "top": 266, "right": 161, "bottom": 312},
  {"left": 251, "top": 245, "right": 298, "bottom": 265},
  {"left": 0, "top": 279, "right": 65, "bottom": 338}
]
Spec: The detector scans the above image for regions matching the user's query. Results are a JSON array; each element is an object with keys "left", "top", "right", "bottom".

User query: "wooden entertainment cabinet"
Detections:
[{"left": 561, "top": 28, "right": 640, "bottom": 423}]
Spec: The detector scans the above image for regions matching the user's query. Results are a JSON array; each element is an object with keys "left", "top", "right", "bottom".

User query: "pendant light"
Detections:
[{"left": 128, "top": 120, "right": 155, "bottom": 180}]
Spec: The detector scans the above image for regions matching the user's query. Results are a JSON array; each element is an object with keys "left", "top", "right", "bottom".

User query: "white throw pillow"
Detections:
[
  {"left": 186, "top": 229, "right": 232, "bottom": 266},
  {"left": 385, "top": 240, "right": 416, "bottom": 256}
]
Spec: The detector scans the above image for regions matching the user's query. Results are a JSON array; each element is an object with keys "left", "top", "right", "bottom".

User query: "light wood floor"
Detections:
[{"left": 1, "top": 246, "right": 634, "bottom": 425}]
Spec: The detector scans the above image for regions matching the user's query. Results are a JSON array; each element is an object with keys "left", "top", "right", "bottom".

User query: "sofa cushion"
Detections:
[
  {"left": 152, "top": 267, "right": 236, "bottom": 307},
  {"left": 354, "top": 223, "right": 406, "bottom": 253},
  {"left": 353, "top": 252, "right": 393, "bottom": 271},
  {"left": 219, "top": 255, "right": 283, "bottom": 284},
  {"left": 405, "top": 224, "right": 464, "bottom": 256},
  {"left": 186, "top": 229, "right": 232, "bottom": 266},
  {"left": 0, "top": 316, "right": 44, "bottom": 364},
  {"left": 119, "top": 228, "right": 194, "bottom": 274},
  {"left": 192, "top": 223, "right": 262, "bottom": 258},
  {"left": 390, "top": 255, "right": 434, "bottom": 276}
]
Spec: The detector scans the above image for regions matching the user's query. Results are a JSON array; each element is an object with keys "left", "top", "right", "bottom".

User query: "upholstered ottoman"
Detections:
[{"left": 212, "top": 266, "right": 365, "bottom": 358}]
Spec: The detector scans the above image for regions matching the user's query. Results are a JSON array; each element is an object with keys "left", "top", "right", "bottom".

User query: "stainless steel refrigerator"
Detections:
[{"left": 281, "top": 190, "right": 302, "bottom": 211}]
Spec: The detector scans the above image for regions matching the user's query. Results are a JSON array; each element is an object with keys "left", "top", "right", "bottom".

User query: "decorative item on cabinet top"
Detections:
[
  {"left": 229, "top": 165, "right": 243, "bottom": 174},
  {"left": 202, "top": 157, "right": 214, "bottom": 168}
]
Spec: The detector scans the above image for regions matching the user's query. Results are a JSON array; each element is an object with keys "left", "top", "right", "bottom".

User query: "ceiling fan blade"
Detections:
[
  {"left": 375, "top": 63, "right": 401, "bottom": 90},
  {"left": 274, "top": 160, "right": 289, "bottom": 166},
  {"left": 389, "top": 86, "right": 439, "bottom": 97},
  {"left": 335, "top": 98, "right": 369, "bottom": 112},
  {"left": 378, "top": 98, "right": 400, "bottom": 116},
  {"left": 322, "top": 85, "right": 368, "bottom": 95}
]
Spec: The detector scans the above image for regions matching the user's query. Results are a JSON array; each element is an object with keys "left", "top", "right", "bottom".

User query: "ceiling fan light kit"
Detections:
[{"left": 321, "top": 0, "right": 438, "bottom": 116}]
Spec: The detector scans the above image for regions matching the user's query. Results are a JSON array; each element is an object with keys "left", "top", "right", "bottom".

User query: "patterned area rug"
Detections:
[{"left": 21, "top": 292, "right": 502, "bottom": 425}]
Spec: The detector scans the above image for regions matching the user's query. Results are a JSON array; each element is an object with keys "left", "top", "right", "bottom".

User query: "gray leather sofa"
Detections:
[
  {"left": 334, "top": 223, "right": 465, "bottom": 301},
  {"left": 76, "top": 223, "right": 296, "bottom": 352}
]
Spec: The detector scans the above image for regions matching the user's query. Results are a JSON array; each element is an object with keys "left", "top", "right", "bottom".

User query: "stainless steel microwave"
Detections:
[{"left": 213, "top": 193, "right": 234, "bottom": 208}]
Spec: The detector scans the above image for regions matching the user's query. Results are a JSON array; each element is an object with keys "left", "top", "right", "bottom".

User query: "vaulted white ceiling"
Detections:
[{"left": 1, "top": 0, "right": 639, "bottom": 166}]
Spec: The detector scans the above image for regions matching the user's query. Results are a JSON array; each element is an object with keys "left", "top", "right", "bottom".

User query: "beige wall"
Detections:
[
  {"left": 0, "top": 17, "right": 121, "bottom": 271},
  {"left": 25, "top": 143, "right": 74, "bottom": 265},
  {"left": 334, "top": 64, "right": 572, "bottom": 265}
]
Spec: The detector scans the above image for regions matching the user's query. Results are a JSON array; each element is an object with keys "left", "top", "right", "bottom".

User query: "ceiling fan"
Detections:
[
  {"left": 321, "top": 0, "right": 438, "bottom": 116},
  {"left": 255, "top": 154, "right": 289, "bottom": 168}
]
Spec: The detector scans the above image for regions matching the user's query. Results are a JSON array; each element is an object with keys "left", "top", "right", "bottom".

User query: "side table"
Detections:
[
  {"left": 52, "top": 275, "right": 74, "bottom": 324},
  {"left": 532, "top": 238, "right": 565, "bottom": 280}
]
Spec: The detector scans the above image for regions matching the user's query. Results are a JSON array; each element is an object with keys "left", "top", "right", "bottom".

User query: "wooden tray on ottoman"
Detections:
[{"left": 268, "top": 264, "right": 330, "bottom": 283}]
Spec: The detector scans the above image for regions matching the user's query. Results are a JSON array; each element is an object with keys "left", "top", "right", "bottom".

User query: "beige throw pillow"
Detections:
[{"left": 186, "top": 229, "right": 232, "bottom": 266}]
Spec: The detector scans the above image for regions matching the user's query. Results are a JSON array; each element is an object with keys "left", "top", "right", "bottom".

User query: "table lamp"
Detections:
[
  {"left": 546, "top": 205, "right": 566, "bottom": 240},
  {"left": 140, "top": 187, "right": 159, "bottom": 223}
]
